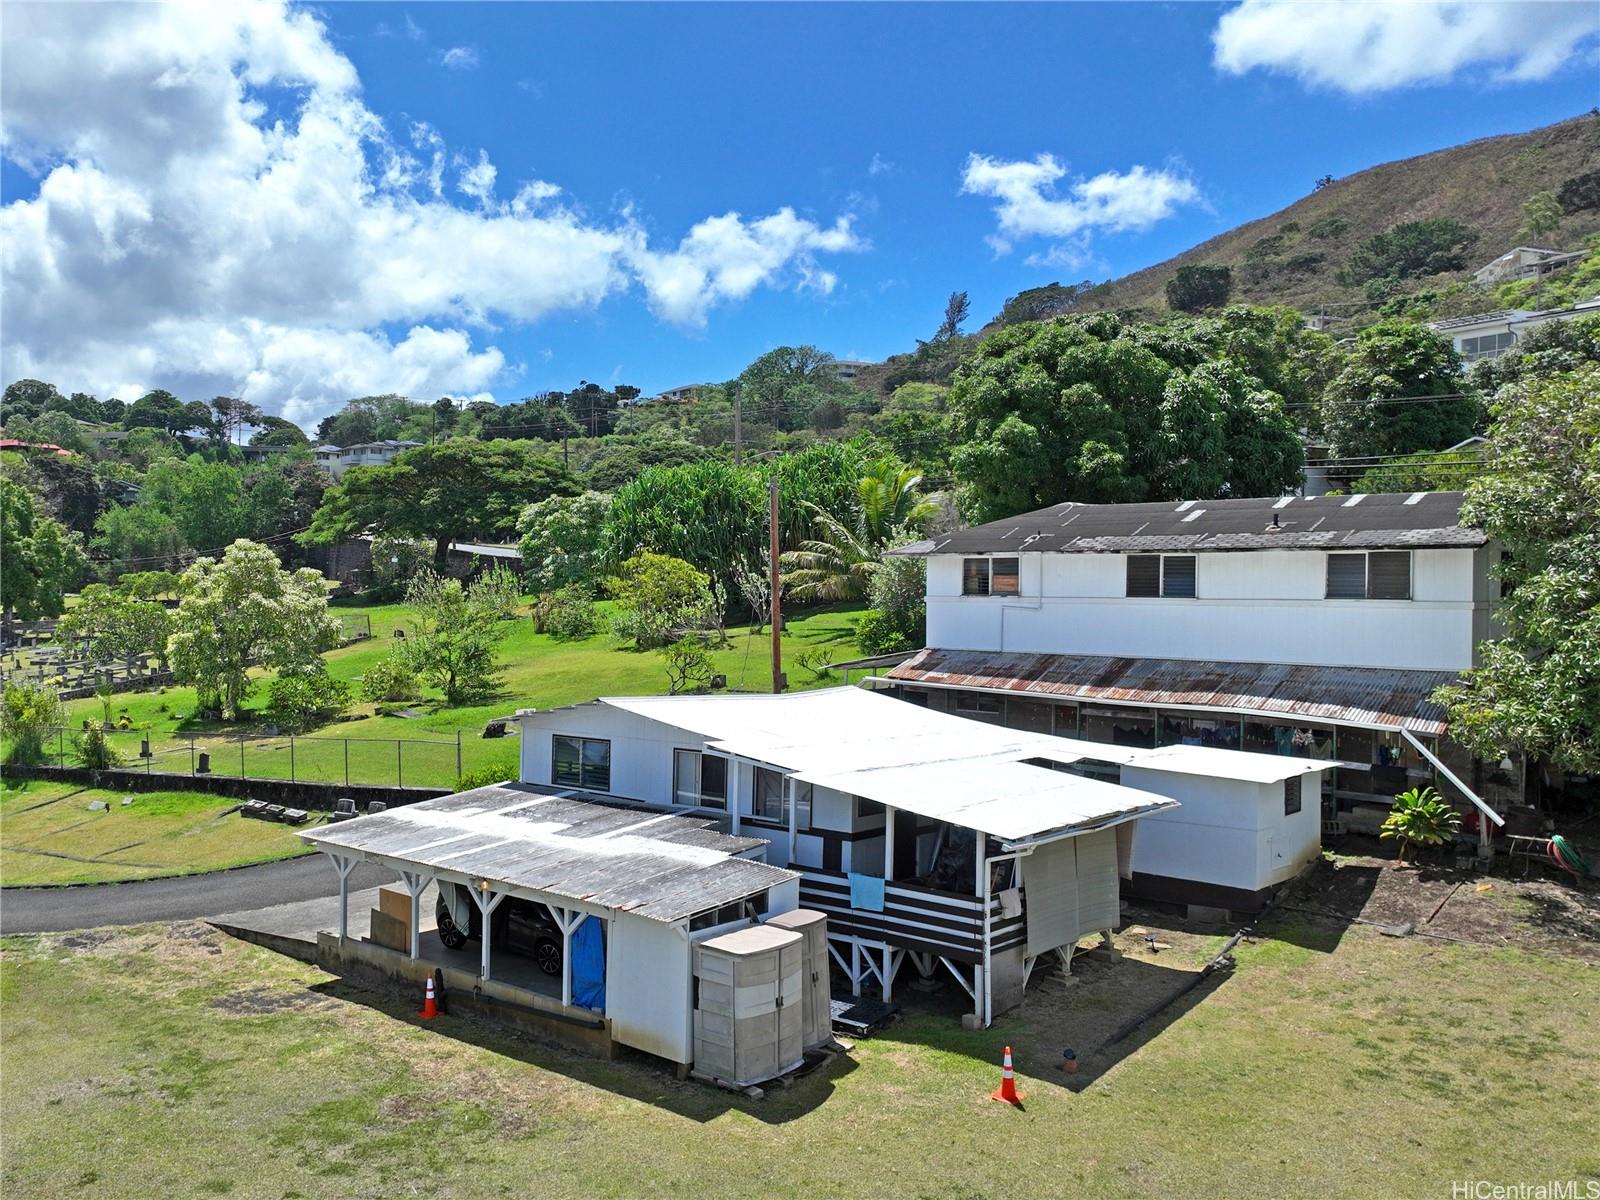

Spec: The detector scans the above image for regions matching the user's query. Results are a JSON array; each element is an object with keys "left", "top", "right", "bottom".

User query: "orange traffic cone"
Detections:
[
  {"left": 990, "top": 1045, "right": 1023, "bottom": 1105},
  {"left": 419, "top": 975, "right": 439, "bottom": 1020}
]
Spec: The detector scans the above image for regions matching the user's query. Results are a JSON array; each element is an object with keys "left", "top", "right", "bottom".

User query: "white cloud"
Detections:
[
  {"left": 0, "top": 0, "right": 860, "bottom": 424},
  {"left": 1212, "top": 0, "right": 1600, "bottom": 93},
  {"left": 961, "top": 153, "right": 1200, "bottom": 257},
  {"left": 440, "top": 45, "right": 479, "bottom": 71},
  {"left": 868, "top": 152, "right": 894, "bottom": 176},
  {"left": 629, "top": 209, "right": 863, "bottom": 326}
]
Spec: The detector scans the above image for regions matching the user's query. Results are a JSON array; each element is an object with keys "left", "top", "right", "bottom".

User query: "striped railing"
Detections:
[{"left": 798, "top": 869, "right": 1027, "bottom": 964}]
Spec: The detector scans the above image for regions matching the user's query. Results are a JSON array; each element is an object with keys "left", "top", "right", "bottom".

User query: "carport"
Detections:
[{"left": 300, "top": 782, "right": 798, "bottom": 1061}]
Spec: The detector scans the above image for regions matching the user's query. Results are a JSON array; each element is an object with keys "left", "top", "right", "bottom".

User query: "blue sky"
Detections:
[{"left": 2, "top": 1, "right": 1597, "bottom": 424}]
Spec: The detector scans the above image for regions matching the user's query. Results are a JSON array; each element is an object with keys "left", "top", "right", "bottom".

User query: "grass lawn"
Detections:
[
  {"left": 2, "top": 907, "right": 1596, "bottom": 1198},
  {"left": 0, "top": 778, "right": 314, "bottom": 886},
  {"left": 46, "top": 599, "right": 868, "bottom": 791}
]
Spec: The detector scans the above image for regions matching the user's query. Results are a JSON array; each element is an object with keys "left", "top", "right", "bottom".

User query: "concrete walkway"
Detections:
[{"left": 0, "top": 855, "right": 392, "bottom": 934}]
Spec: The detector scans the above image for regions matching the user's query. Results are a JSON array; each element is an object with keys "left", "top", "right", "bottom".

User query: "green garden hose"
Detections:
[{"left": 1548, "top": 835, "right": 1592, "bottom": 878}]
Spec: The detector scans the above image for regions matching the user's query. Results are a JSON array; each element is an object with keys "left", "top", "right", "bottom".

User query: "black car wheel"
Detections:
[
  {"left": 436, "top": 905, "right": 468, "bottom": 950},
  {"left": 533, "top": 936, "right": 562, "bottom": 976}
]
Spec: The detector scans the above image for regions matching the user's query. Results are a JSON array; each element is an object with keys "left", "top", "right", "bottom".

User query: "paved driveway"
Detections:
[{"left": 0, "top": 855, "right": 392, "bottom": 934}]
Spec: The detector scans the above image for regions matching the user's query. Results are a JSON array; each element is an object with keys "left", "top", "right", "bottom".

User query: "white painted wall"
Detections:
[
  {"left": 924, "top": 548, "right": 1487, "bottom": 670},
  {"left": 606, "top": 913, "right": 694, "bottom": 1063},
  {"left": 1119, "top": 766, "right": 1327, "bottom": 892}
]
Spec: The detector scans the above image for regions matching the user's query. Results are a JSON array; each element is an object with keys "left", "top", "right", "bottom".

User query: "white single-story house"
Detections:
[{"left": 512, "top": 687, "right": 1182, "bottom": 1025}]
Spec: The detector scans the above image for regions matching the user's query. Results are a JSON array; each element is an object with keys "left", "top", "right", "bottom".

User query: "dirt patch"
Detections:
[
  {"left": 1289, "top": 848, "right": 1600, "bottom": 962},
  {"left": 208, "top": 985, "right": 331, "bottom": 1016},
  {"left": 54, "top": 929, "right": 119, "bottom": 952}
]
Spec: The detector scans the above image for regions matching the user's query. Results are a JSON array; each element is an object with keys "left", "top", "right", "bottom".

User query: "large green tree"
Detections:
[
  {"left": 53, "top": 583, "right": 172, "bottom": 667},
  {"left": 947, "top": 312, "right": 1305, "bottom": 522},
  {"left": 121, "top": 390, "right": 191, "bottom": 434},
  {"left": 394, "top": 566, "right": 519, "bottom": 704},
  {"left": 1435, "top": 366, "right": 1600, "bottom": 773},
  {"left": 517, "top": 491, "right": 612, "bottom": 632},
  {"left": 300, "top": 438, "right": 577, "bottom": 566},
  {"left": 91, "top": 503, "right": 188, "bottom": 577},
  {"left": 142, "top": 457, "right": 249, "bottom": 553},
  {"left": 167, "top": 539, "right": 340, "bottom": 719},
  {"left": 1319, "top": 320, "right": 1479, "bottom": 459},
  {"left": 781, "top": 460, "right": 938, "bottom": 602},
  {"left": 0, "top": 478, "right": 86, "bottom": 630}
]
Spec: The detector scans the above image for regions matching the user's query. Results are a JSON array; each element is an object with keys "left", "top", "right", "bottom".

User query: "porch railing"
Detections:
[{"left": 797, "top": 869, "right": 992, "bottom": 962}]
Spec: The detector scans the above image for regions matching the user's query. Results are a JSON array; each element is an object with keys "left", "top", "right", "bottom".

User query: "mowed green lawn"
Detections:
[
  {"left": 51, "top": 599, "right": 868, "bottom": 790},
  {"left": 0, "top": 779, "right": 313, "bottom": 886},
  {"left": 2, "top": 914, "right": 1595, "bottom": 1199}
]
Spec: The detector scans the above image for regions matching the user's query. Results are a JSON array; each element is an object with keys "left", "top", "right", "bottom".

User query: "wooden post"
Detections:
[
  {"left": 769, "top": 477, "right": 783, "bottom": 693},
  {"left": 884, "top": 805, "right": 896, "bottom": 883}
]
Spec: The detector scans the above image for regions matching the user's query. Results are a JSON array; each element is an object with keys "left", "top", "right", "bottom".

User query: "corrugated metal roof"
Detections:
[
  {"left": 891, "top": 491, "right": 1486, "bottom": 557},
  {"left": 302, "top": 784, "right": 795, "bottom": 923},
  {"left": 887, "top": 648, "right": 1455, "bottom": 736}
]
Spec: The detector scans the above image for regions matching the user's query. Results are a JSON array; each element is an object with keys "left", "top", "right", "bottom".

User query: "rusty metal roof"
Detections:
[
  {"left": 887, "top": 648, "right": 1456, "bottom": 735},
  {"left": 891, "top": 492, "right": 1487, "bottom": 557}
]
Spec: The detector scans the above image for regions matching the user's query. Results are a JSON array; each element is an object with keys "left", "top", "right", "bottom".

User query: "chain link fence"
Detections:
[{"left": 26, "top": 725, "right": 464, "bottom": 790}]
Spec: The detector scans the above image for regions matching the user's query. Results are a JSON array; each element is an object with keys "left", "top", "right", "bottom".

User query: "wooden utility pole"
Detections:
[{"left": 768, "top": 476, "right": 784, "bottom": 693}]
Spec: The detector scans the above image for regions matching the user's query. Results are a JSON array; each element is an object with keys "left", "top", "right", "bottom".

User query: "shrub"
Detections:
[
  {"left": 607, "top": 552, "right": 716, "bottom": 649},
  {"left": 266, "top": 667, "right": 352, "bottom": 731},
  {"left": 74, "top": 726, "right": 123, "bottom": 771},
  {"left": 1164, "top": 263, "right": 1233, "bottom": 312},
  {"left": 359, "top": 655, "right": 421, "bottom": 704},
  {"left": 1307, "top": 215, "right": 1348, "bottom": 239},
  {"left": 858, "top": 552, "right": 926, "bottom": 655},
  {"left": 1557, "top": 169, "right": 1600, "bottom": 214},
  {"left": 797, "top": 647, "right": 837, "bottom": 682},
  {"left": 1, "top": 681, "right": 64, "bottom": 765},
  {"left": 1339, "top": 218, "right": 1478, "bottom": 285},
  {"left": 1380, "top": 786, "right": 1462, "bottom": 864},
  {"left": 546, "top": 583, "right": 601, "bottom": 639},
  {"left": 659, "top": 637, "right": 716, "bottom": 694},
  {"left": 855, "top": 609, "right": 915, "bottom": 655},
  {"left": 456, "top": 759, "right": 519, "bottom": 790}
]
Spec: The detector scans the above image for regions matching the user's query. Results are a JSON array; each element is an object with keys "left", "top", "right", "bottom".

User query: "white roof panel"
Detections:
[
  {"left": 789, "top": 758, "right": 1178, "bottom": 843},
  {"left": 1120, "top": 744, "right": 1332, "bottom": 783}
]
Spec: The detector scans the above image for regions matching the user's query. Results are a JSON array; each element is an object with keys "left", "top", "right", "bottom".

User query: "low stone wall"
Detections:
[
  {"left": 315, "top": 931, "right": 617, "bottom": 1059},
  {"left": 0, "top": 763, "right": 447, "bottom": 810}
]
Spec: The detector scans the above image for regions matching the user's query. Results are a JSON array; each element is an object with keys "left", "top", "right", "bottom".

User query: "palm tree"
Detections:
[{"left": 781, "top": 462, "right": 937, "bottom": 602}]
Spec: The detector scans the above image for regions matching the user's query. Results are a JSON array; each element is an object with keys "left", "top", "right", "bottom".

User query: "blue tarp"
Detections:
[
  {"left": 571, "top": 916, "right": 606, "bottom": 1012},
  {"left": 848, "top": 872, "right": 885, "bottom": 912}
]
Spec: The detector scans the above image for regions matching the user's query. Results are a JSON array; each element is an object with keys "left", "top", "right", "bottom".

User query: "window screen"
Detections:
[
  {"left": 754, "top": 767, "right": 785, "bottom": 821},
  {"left": 553, "top": 736, "right": 610, "bottom": 791},
  {"left": 1367, "top": 551, "right": 1411, "bottom": 600},
  {"left": 989, "top": 557, "right": 1020, "bottom": 595},
  {"left": 1161, "top": 555, "right": 1197, "bottom": 598},
  {"left": 701, "top": 754, "right": 727, "bottom": 808},
  {"left": 1284, "top": 776, "right": 1303, "bottom": 816},
  {"left": 961, "top": 558, "right": 990, "bottom": 595},
  {"left": 1326, "top": 553, "right": 1367, "bottom": 599},
  {"left": 1126, "top": 555, "right": 1161, "bottom": 597}
]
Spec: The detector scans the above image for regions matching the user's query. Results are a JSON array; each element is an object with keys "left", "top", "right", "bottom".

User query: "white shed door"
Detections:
[
  {"left": 1024, "top": 837, "right": 1079, "bottom": 957},
  {"left": 1075, "top": 828, "right": 1121, "bottom": 937}
]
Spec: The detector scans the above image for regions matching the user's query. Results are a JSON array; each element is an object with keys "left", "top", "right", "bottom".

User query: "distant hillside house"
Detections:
[
  {"left": 652, "top": 383, "right": 711, "bottom": 404},
  {"left": 1429, "top": 297, "right": 1600, "bottom": 364},
  {"left": 0, "top": 438, "right": 72, "bottom": 457},
  {"left": 881, "top": 492, "right": 1535, "bottom": 862},
  {"left": 312, "top": 439, "right": 423, "bottom": 478},
  {"left": 830, "top": 359, "right": 875, "bottom": 383},
  {"left": 1471, "top": 246, "right": 1588, "bottom": 289}
]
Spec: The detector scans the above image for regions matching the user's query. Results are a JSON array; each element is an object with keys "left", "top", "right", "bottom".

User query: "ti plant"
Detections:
[{"left": 1380, "top": 785, "right": 1462, "bottom": 865}]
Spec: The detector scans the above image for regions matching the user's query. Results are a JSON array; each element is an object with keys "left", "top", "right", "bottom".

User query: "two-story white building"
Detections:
[
  {"left": 882, "top": 492, "right": 1516, "bottom": 846},
  {"left": 312, "top": 439, "right": 424, "bottom": 478}
]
